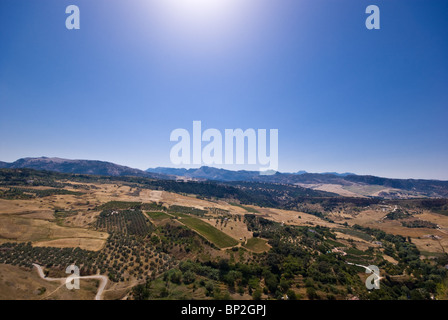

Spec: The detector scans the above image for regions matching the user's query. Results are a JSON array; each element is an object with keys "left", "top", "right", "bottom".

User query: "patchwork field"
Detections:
[
  {"left": 3, "top": 181, "right": 446, "bottom": 256},
  {"left": 1, "top": 171, "right": 448, "bottom": 301}
]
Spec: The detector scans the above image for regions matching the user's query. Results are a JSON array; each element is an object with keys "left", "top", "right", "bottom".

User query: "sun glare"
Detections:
[
  {"left": 139, "top": 0, "right": 257, "bottom": 55},
  {"left": 161, "top": 0, "right": 239, "bottom": 20},
  {"left": 149, "top": 0, "right": 248, "bottom": 33}
]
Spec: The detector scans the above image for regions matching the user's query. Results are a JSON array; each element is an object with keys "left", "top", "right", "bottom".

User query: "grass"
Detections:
[
  {"left": 0, "top": 215, "right": 107, "bottom": 250},
  {"left": 326, "top": 239, "right": 346, "bottom": 247},
  {"left": 345, "top": 256, "right": 373, "bottom": 266},
  {"left": 336, "top": 228, "right": 372, "bottom": 241},
  {"left": 147, "top": 211, "right": 171, "bottom": 220},
  {"left": 432, "top": 209, "right": 448, "bottom": 216},
  {"left": 53, "top": 209, "right": 77, "bottom": 226},
  {"left": 0, "top": 264, "right": 98, "bottom": 300},
  {"left": 140, "top": 275, "right": 208, "bottom": 300},
  {"left": 346, "top": 247, "right": 368, "bottom": 256},
  {"left": 243, "top": 237, "right": 270, "bottom": 253},
  {"left": 97, "top": 201, "right": 142, "bottom": 210},
  {"left": 177, "top": 214, "right": 238, "bottom": 248},
  {"left": 345, "top": 247, "right": 374, "bottom": 266},
  {"left": 419, "top": 250, "right": 446, "bottom": 258},
  {"left": 229, "top": 202, "right": 260, "bottom": 213}
]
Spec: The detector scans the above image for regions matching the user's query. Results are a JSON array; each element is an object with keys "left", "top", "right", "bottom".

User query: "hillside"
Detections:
[
  {"left": 2, "top": 158, "right": 448, "bottom": 199},
  {"left": 1, "top": 169, "right": 448, "bottom": 301},
  {"left": 0, "top": 157, "right": 168, "bottom": 179},
  {"left": 148, "top": 167, "right": 448, "bottom": 198}
]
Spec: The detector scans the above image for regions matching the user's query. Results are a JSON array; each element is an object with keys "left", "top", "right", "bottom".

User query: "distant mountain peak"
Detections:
[
  {"left": 0, "top": 157, "right": 169, "bottom": 179},
  {"left": 2, "top": 158, "right": 447, "bottom": 198},
  {"left": 321, "top": 172, "right": 356, "bottom": 177}
]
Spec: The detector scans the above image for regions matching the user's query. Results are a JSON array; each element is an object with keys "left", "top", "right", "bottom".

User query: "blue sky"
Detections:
[{"left": 0, "top": 0, "right": 447, "bottom": 179}]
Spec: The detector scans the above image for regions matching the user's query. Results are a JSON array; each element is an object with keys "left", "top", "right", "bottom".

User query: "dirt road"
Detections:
[{"left": 32, "top": 263, "right": 108, "bottom": 300}]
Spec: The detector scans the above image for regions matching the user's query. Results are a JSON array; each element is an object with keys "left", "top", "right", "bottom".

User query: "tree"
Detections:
[
  {"left": 306, "top": 287, "right": 320, "bottom": 300},
  {"left": 264, "top": 272, "right": 278, "bottom": 293},
  {"left": 252, "top": 289, "right": 262, "bottom": 300},
  {"left": 183, "top": 270, "right": 195, "bottom": 285},
  {"left": 286, "top": 289, "right": 297, "bottom": 300}
]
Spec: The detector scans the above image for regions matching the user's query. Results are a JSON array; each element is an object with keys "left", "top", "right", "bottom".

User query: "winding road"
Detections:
[{"left": 32, "top": 263, "right": 108, "bottom": 300}]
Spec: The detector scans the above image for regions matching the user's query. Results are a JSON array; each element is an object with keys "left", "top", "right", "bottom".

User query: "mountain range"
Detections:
[
  {"left": 0, "top": 157, "right": 165, "bottom": 179},
  {"left": 147, "top": 167, "right": 357, "bottom": 180},
  {"left": 1, "top": 157, "right": 448, "bottom": 198},
  {"left": 146, "top": 166, "right": 448, "bottom": 198}
]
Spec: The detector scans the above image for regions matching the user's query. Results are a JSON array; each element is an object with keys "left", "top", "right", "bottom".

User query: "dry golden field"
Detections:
[
  {"left": 0, "top": 264, "right": 100, "bottom": 300},
  {"left": 2, "top": 181, "right": 447, "bottom": 256},
  {"left": 1, "top": 178, "right": 448, "bottom": 300}
]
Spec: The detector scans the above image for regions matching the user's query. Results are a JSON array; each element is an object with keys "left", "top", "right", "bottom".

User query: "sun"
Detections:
[
  {"left": 160, "top": 0, "right": 239, "bottom": 19},
  {"left": 150, "top": 0, "right": 247, "bottom": 31},
  {"left": 134, "top": 0, "right": 266, "bottom": 57},
  {"left": 141, "top": 0, "right": 253, "bottom": 53}
]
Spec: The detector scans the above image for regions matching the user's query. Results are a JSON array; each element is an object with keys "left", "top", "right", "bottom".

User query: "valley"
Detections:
[{"left": 0, "top": 168, "right": 447, "bottom": 300}]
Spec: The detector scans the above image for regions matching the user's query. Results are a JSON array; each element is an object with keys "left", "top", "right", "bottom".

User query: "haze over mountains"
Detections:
[
  {"left": 1, "top": 157, "right": 448, "bottom": 198},
  {"left": 146, "top": 166, "right": 448, "bottom": 198},
  {"left": 147, "top": 167, "right": 357, "bottom": 180},
  {"left": 0, "top": 157, "right": 165, "bottom": 179}
]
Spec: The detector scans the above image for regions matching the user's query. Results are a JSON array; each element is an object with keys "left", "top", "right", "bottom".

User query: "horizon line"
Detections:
[{"left": 1, "top": 156, "right": 448, "bottom": 182}]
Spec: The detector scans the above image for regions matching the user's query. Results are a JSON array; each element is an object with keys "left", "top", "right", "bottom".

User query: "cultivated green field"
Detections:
[
  {"left": 146, "top": 211, "right": 171, "bottom": 220},
  {"left": 243, "top": 237, "right": 270, "bottom": 253},
  {"left": 336, "top": 228, "right": 372, "bottom": 241},
  {"left": 229, "top": 202, "right": 260, "bottom": 213},
  {"left": 177, "top": 215, "right": 238, "bottom": 248}
]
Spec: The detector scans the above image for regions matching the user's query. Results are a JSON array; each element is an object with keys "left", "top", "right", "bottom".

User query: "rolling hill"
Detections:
[
  {"left": 0, "top": 157, "right": 167, "bottom": 179},
  {"left": 147, "top": 166, "right": 448, "bottom": 198},
  {"left": 1, "top": 157, "right": 447, "bottom": 199}
]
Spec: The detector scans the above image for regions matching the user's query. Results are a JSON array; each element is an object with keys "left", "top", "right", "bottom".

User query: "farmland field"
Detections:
[
  {"left": 176, "top": 214, "right": 239, "bottom": 248},
  {"left": 146, "top": 211, "right": 171, "bottom": 221},
  {"left": 243, "top": 237, "right": 270, "bottom": 253},
  {"left": 1, "top": 169, "right": 448, "bottom": 301}
]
